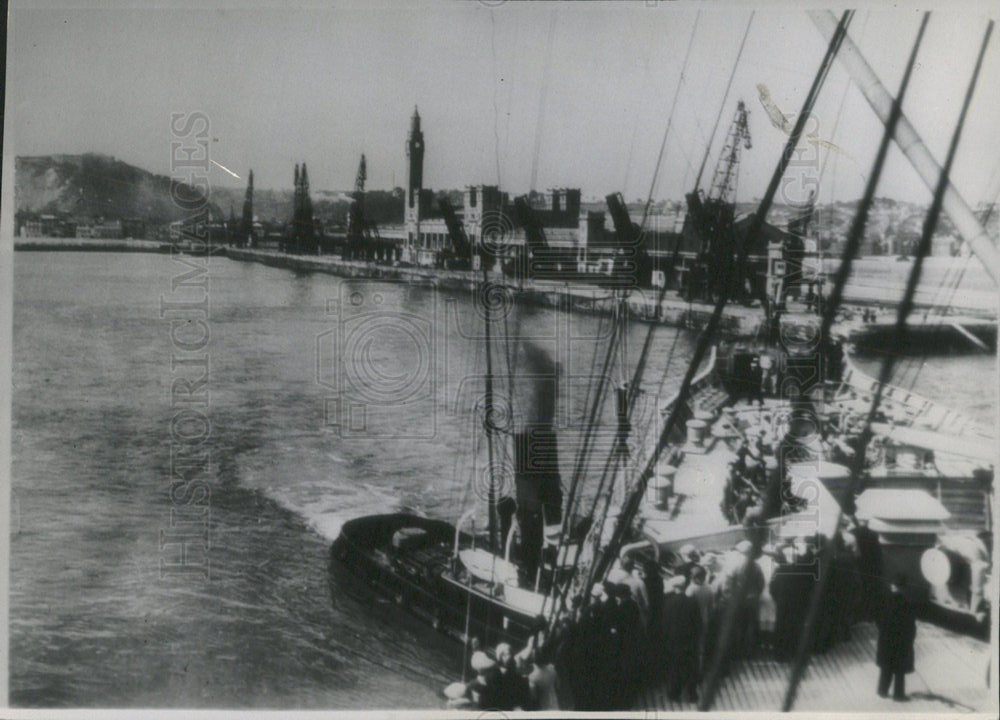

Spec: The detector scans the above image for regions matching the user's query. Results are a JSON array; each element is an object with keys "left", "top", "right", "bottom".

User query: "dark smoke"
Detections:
[{"left": 511, "top": 341, "right": 562, "bottom": 580}]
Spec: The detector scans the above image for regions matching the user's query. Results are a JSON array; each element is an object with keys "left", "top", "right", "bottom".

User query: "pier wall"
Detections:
[
  {"left": 225, "top": 247, "right": 756, "bottom": 336},
  {"left": 14, "top": 237, "right": 168, "bottom": 253}
]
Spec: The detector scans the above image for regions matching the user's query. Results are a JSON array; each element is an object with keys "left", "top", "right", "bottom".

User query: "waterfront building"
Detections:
[{"left": 380, "top": 108, "right": 592, "bottom": 270}]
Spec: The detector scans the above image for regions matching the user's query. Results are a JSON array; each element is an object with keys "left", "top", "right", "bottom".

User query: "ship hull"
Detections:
[{"left": 330, "top": 513, "right": 544, "bottom": 648}]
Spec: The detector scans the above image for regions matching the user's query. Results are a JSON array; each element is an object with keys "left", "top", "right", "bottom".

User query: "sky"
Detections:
[{"left": 6, "top": 1, "right": 1000, "bottom": 207}]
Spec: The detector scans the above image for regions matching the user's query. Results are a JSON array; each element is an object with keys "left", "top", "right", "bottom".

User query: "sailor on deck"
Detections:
[
  {"left": 662, "top": 574, "right": 702, "bottom": 703},
  {"left": 876, "top": 576, "right": 917, "bottom": 701}
]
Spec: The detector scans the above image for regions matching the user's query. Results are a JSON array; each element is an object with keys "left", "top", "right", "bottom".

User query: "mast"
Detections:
[
  {"left": 810, "top": 9, "right": 1000, "bottom": 286},
  {"left": 482, "top": 259, "right": 499, "bottom": 551},
  {"left": 597, "top": 11, "right": 856, "bottom": 595},
  {"left": 782, "top": 19, "right": 992, "bottom": 709}
]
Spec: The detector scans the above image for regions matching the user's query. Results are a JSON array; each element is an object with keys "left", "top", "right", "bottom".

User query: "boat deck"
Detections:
[
  {"left": 631, "top": 375, "right": 994, "bottom": 713},
  {"left": 639, "top": 397, "right": 845, "bottom": 552},
  {"left": 635, "top": 619, "right": 993, "bottom": 713}
]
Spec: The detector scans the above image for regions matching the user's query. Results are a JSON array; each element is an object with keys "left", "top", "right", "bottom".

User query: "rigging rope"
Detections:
[
  {"left": 776, "top": 10, "right": 930, "bottom": 707},
  {"left": 693, "top": 12, "right": 756, "bottom": 193},
  {"left": 546, "top": 11, "right": 707, "bottom": 622},
  {"left": 548, "top": 295, "right": 635, "bottom": 624},
  {"left": 782, "top": 17, "right": 991, "bottom": 711},
  {"left": 890, "top": 175, "right": 998, "bottom": 390},
  {"left": 625, "top": 9, "right": 754, "bottom": 426},
  {"left": 549, "top": 294, "right": 622, "bottom": 593},
  {"left": 640, "top": 10, "right": 702, "bottom": 229},
  {"left": 639, "top": 10, "right": 856, "bottom": 710},
  {"left": 529, "top": 8, "right": 558, "bottom": 193},
  {"left": 626, "top": 9, "right": 708, "bottom": 413},
  {"left": 591, "top": 13, "right": 858, "bottom": 645}
]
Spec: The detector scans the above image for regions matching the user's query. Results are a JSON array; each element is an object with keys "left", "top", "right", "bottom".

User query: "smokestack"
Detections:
[{"left": 512, "top": 342, "right": 563, "bottom": 579}]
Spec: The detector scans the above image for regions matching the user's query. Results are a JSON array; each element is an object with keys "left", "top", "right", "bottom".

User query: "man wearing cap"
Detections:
[
  {"left": 443, "top": 681, "right": 475, "bottom": 710},
  {"left": 493, "top": 642, "right": 531, "bottom": 710},
  {"left": 468, "top": 651, "right": 501, "bottom": 709},
  {"left": 575, "top": 583, "right": 613, "bottom": 709},
  {"left": 772, "top": 542, "right": 816, "bottom": 660},
  {"left": 734, "top": 439, "right": 750, "bottom": 473},
  {"left": 686, "top": 565, "right": 714, "bottom": 669},
  {"left": 850, "top": 516, "right": 883, "bottom": 621},
  {"left": 642, "top": 558, "right": 666, "bottom": 681},
  {"left": 675, "top": 545, "right": 700, "bottom": 586},
  {"left": 621, "top": 555, "right": 650, "bottom": 630},
  {"left": 662, "top": 574, "right": 702, "bottom": 702}
]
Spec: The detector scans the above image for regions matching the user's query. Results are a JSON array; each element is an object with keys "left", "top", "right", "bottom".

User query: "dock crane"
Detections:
[
  {"left": 604, "top": 192, "right": 649, "bottom": 289},
  {"left": 511, "top": 196, "right": 563, "bottom": 281},
  {"left": 509, "top": 194, "right": 640, "bottom": 286},
  {"left": 437, "top": 197, "right": 475, "bottom": 270},
  {"left": 680, "top": 100, "right": 754, "bottom": 304},
  {"left": 345, "top": 154, "right": 389, "bottom": 263}
]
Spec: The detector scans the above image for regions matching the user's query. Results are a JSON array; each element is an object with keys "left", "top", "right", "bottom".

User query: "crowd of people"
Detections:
[
  {"left": 446, "top": 520, "right": 883, "bottom": 711},
  {"left": 720, "top": 434, "right": 807, "bottom": 525}
]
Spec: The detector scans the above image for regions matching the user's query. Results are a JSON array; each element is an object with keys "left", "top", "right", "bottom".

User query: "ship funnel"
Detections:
[{"left": 512, "top": 342, "right": 563, "bottom": 579}]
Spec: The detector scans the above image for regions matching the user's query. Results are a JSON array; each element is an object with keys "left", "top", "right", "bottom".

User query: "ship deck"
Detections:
[
  {"left": 638, "top": 397, "right": 846, "bottom": 553},
  {"left": 632, "top": 377, "right": 994, "bottom": 713},
  {"left": 636, "top": 619, "right": 993, "bottom": 713}
]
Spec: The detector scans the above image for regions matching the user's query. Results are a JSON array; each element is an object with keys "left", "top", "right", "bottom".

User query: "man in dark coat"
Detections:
[
  {"left": 606, "top": 583, "right": 644, "bottom": 708},
  {"left": 643, "top": 558, "right": 666, "bottom": 682},
  {"left": 574, "top": 585, "right": 612, "bottom": 709},
  {"left": 876, "top": 576, "right": 916, "bottom": 701},
  {"left": 770, "top": 544, "right": 816, "bottom": 661},
  {"left": 851, "top": 517, "right": 884, "bottom": 621},
  {"left": 662, "top": 575, "right": 703, "bottom": 702}
]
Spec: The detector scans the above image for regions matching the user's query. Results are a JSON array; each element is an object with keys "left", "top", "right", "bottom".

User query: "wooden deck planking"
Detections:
[{"left": 636, "top": 620, "right": 993, "bottom": 713}]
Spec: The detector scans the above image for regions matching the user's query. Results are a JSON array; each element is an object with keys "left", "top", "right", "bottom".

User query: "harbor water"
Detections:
[{"left": 9, "top": 251, "right": 995, "bottom": 707}]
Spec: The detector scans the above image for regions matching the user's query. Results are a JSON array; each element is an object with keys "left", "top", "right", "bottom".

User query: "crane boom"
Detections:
[
  {"left": 708, "top": 100, "right": 751, "bottom": 205},
  {"left": 438, "top": 197, "right": 474, "bottom": 258}
]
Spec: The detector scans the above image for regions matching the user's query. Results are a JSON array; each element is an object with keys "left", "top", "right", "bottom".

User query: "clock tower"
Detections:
[{"left": 406, "top": 107, "right": 424, "bottom": 231}]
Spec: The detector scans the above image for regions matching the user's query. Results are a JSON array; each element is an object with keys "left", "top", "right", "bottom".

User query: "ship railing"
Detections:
[{"left": 840, "top": 351, "right": 990, "bottom": 439}]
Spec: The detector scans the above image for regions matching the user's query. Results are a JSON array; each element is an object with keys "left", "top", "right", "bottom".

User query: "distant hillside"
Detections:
[
  {"left": 15, "top": 154, "right": 221, "bottom": 223},
  {"left": 17, "top": 154, "right": 993, "bottom": 247}
]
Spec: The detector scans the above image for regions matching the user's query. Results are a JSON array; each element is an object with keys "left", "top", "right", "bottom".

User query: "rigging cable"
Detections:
[
  {"left": 529, "top": 7, "right": 558, "bottom": 194},
  {"left": 550, "top": 294, "right": 621, "bottom": 594},
  {"left": 546, "top": 12, "right": 706, "bottom": 620},
  {"left": 693, "top": 12, "right": 756, "bottom": 193},
  {"left": 548, "top": 295, "right": 633, "bottom": 624},
  {"left": 782, "top": 16, "right": 992, "bottom": 711},
  {"left": 640, "top": 10, "right": 703, "bottom": 230},
  {"left": 891, "top": 169, "right": 999, "bottom": 389},
  {"left": 619, "top": 10, "right": 859, "bottom": 710},
  {"left": 896, "top": 185, "right": 1000, "bottom": 390},
  {"left": 626, "top": 9, "right": 705, "bottom": 412},
  {"left": 818, "top": 11, "right": 870, "bottom": 189},
  {"left": 593, "top": 11, "right": 857, "bottom": 627},
  {"left": 489, "top": 9, "right": 504, "bottom": 187},
  {"left": 621, "top": 13, "right": 660, "bottom": 193},
  {"left": 628, "top": 10, "right": 754, "bottom": 417}
]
